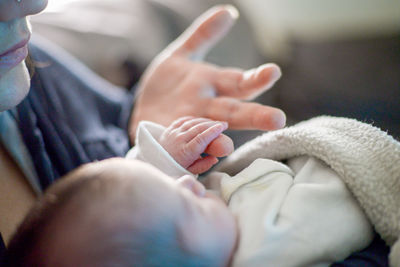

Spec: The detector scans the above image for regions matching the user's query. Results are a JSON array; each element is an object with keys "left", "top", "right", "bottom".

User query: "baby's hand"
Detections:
[{"left": 159, "top": 117, "right": 234, "bottom": 174}]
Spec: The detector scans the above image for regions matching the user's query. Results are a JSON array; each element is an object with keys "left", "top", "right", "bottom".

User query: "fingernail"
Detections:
[
  {"left": 225, "top": 5, "right": 239, "bottom": 20},
  {"left": 269, "top": 65, "right": 282, "bottom": 83},
  {"left": 219, "top": 121, "right": 229, "bottom": 129},
  {"left": 260, "top": 63, "right": 281, "bottom": 84},
  {"left": 273, "top": 110, "right": 286, "bottom": 129}
]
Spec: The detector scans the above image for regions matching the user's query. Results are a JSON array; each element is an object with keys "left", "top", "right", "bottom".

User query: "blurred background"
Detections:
[{"left": 31, "top": 0, "right": 400, "bottom": 144}]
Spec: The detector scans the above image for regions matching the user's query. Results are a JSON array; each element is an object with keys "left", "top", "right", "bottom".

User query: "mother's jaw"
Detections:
[{"left": 0, "top": 61, "right": 31, "bottom": 112}]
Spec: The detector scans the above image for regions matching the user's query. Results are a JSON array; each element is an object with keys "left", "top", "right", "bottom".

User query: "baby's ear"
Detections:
[{"left": 204, "top": 134, "right": 234, "bottom": 157}]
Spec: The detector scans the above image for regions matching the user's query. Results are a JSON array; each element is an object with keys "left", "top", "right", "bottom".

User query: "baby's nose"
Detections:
[{"left": 176, "top": 175, "right": 206, "bottom": 197}]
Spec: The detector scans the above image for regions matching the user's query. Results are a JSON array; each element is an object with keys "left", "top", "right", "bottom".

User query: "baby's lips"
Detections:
[{"left": 205, "top": 134, "right": 234, "bottom": 157}]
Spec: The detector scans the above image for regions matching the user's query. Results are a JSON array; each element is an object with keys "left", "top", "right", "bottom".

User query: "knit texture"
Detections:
[{"left": 216, "top": 116, "right": 400, "bottom": 263}]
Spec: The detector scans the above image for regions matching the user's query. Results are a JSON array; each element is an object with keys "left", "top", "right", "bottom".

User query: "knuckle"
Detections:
[
  {"left": 194, "top": 135, "right": 206, "bottom": 148},
  {"left": 171, "top": 116, "right": 194, "bottom": 128},
  {"left": 170, "top": 127, "right": 183, "bottom": 136},
  {"left": 181, "top": 144, "right": 197, "bottom": 159},
  {"left": 175, "top": 132, "right": 187, "bottom": 142},
  {"left": 225, "top": 100, "right": 240, "bottom": 123}
]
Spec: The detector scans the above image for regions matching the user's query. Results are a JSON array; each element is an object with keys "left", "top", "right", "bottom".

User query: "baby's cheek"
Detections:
[{"left": 205, "top": 134, "right": 234, "bottom": 157}]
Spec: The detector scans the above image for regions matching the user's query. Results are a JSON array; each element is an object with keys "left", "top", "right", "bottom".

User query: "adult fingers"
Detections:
[
  {"left": 205, "top": 97, "right": 286, "bottom": 130},
  {"left": 170, "top": 5, "right": 238, "bottom": 60},
  {"left": 214, "top": 64, "right": 282, "bottom": 100},
  {"left": 204, "top": 134, "right": 234, "bottom": 157},
  {"left": 239, "top": 64, "right": 282, "bottom": 99}
]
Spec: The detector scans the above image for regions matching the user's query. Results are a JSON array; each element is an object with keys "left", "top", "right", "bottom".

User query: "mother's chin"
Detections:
[{"left": 0, "top": 61, "right": 30, "bottom": 112}]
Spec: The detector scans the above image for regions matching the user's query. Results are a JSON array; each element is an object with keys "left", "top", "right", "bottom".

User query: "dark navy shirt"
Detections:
[{"left": 17, "top": 35, "right": 134, "bottom": 189}]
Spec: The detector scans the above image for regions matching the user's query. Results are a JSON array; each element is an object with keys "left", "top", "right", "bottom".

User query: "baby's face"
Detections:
[
  {"left": 122, "top": 159, "right": 237, "bottom": 265},
  {"left": 35, "top": 158, "right": 236, "bottom": 266}
]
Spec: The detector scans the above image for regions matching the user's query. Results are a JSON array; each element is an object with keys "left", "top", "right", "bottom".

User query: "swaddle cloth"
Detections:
[{"left": 215, "top": 116, "right": 400, "bottom": 265}]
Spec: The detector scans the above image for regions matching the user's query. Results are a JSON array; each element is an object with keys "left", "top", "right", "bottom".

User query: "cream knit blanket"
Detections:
[{"left": 215, "top": 116, "right": 400, "bottom": 265}]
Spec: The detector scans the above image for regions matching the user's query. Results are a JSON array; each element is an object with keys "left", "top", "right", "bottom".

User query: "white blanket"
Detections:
[{"left": 215, "top": 116, "right": 400, "bottom": 265}]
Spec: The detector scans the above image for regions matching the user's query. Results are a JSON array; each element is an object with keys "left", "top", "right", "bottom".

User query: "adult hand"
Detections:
[{"left": 129, "top": 5, "right": 285, "bottom": 143}]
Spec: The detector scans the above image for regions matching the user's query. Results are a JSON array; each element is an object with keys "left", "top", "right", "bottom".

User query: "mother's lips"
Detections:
[
  {"left": 0, "top": 38, "right": 30, "bottom": 57},
  {"left": 0, "top": 38, "right": 30, "bottom": 69}
]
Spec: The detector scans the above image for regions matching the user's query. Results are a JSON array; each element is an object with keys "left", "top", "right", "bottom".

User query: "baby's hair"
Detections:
[
  {"left": 4, "top": 159, "right": 211, "bottom": 267},
  {"left": 4, "top": 163, "right": 104, "bottom": 266}
]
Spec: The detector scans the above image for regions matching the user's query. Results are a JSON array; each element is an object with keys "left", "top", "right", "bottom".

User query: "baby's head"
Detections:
[{"left": 6, "top": 158, "right": 237, "bottom": 267}]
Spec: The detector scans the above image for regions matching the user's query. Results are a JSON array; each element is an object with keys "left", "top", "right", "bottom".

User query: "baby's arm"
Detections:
[{"left": 159, "top": 117, "right": 234, "bottom": 174}]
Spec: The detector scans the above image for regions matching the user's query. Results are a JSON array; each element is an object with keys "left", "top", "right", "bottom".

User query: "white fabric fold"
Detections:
[
  {"left": 215, "top": 116, "right": 400, "bottom": 264},
  {"left": 206, "top": 156, "right": 373, "bottom": 267}
]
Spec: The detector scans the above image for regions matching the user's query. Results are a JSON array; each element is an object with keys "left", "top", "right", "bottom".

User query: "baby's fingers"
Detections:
[
  {"left": 187, "top": 156, "right": 219, "bottom": 174},
  {"left": 168, "top": 116, "right": 195, "bottom": 131},
  {"left": 182, "top": 120, "right": 228, "bottom": 142},
  {"left": 186, "top": 122, "right": 228, "bottom": 156}
]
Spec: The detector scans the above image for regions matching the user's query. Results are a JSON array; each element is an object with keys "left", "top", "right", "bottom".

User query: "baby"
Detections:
[{"left": 6, "top": 116, "right": 400, "bottom": 266}]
